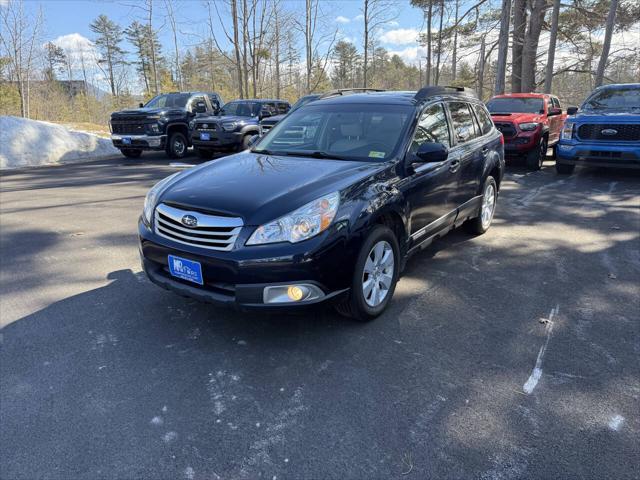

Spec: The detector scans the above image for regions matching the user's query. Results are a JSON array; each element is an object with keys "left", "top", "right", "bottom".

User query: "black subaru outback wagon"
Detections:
[{"left": 139, "top": 87, "right": 504, "bottom": 321}]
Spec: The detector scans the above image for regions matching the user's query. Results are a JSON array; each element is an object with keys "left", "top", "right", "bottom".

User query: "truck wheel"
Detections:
[
  {"left": 166, "top": 132, "right": 188, "bottom": 159},
  {"left": 195, "top": 148, "right": 213, "bottom": 159},
  {"left": 120, "top": 149, "right": 142, "bottom": 158},
  {"left": 239, "top": 134, "right": 253, "bottom": 151},
  {"left": 465, "top": 176, "right": 498, "bottom": 235},
  {"left": 556, "top": 162, "right": 575, "bottom": 175},
  {"left": 526, "top": 138, "right": 546, "bottom": 171},
  {"left": 334, "top": 225, "right": 399, "bottom": 322}
]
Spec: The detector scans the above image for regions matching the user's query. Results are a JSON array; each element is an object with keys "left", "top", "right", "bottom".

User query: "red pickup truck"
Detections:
[{"left": 486, "top": 93, "right": 567, "bottom": 170}]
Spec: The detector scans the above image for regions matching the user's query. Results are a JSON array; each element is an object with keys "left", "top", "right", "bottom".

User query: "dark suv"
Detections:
[
  {"left": 191, "top": 99, "right": 290, "bottom": 158},
  {"left": 139, "top": 87, "right": 504, "bottom": 321},
  {"left": 110, "top": 92, "right": 223, "bottom": 159}
]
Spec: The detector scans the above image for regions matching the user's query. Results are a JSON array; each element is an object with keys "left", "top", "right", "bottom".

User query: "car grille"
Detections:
[
  {"left": 493, "top": 122, "right": 517, "bottom": 138},
  {"left": 111, "top": 116, "right": 148, "bottom": 134},
  {"left": 577, "top": 124, "right": 640, "bottom": 141},
  {"left": 196, "top": 123, "right": 217, "bottom": 131},
  {"left": 154, "top": 203, "right": 243, "bottom": 251}
]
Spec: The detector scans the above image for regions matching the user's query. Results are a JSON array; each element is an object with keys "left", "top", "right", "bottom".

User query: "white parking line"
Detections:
[{"left": 523, "top": 304, "right": 559, "bottom": 394}]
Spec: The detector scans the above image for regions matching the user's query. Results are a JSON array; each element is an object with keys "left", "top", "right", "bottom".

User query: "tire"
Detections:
[
  {"left": 166, "top": 131, "right": 188, "bottom": 159},
  {"left": 120, "top": 149, "right": 142, "bottom": 158},
  {"left": 549, "top": 143, "right": 557, "bottom": 160},
  {"left": 465, "top": 176, "right": 498, "bottom": 235},
  {"left": 239, "top": 134, "right": 253, "bottom": 151},
  {"left": 556, "top": 162, "right": 575, "bottom": 175},
  {"left": 526, "top": 137, "right": 546, "bottom": 170},
  {"left": 334, "top": 225, "right": 400, "bottom": 322},
  {"left": 195, "top": 148, "right": 213, "bottom": 159}
]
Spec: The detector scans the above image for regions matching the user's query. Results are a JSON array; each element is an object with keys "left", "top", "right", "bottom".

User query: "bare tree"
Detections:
[
  {"left": 543, "top": 0, "right": 560, "bottom": 93},
  {"left": 164, "top": 0, "right": 183, "bottom": 90},
  {"left": 494, "top": 0, "right": 511, "bottom": 94},
  {"left": 362, "top": 0, "right": 397, "bottom": 88},
  {"left": 145, "top": 0, "right": 160, "bottom": 95},
  {"left": 434, "top": 0, "right": 444, "bottom": 85},
  {"left": 451, "top": 0, "right": 459, "bottom": 81},
  {"left": 0, "top": 0, "right": 42, "bottom": 117},
  {"left": 511, "top": 0, "right": 526, "bottom": 92},
  {"left": 595, "top": 0, "right": 618, "bottom": 87},
  {"left": 299, "top": 0, "right": 337, "bottom": 93},
  {"left": 520, "top": 0, "right": 547, "bottom": 92}
]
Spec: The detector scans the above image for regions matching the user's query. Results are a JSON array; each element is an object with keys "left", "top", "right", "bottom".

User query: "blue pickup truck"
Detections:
[{"left": 556, "top": 83, "right": 640, "bottom": 174}]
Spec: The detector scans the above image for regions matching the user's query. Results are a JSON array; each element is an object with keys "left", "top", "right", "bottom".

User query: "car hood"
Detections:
[
  {"left": 158, "top": 152, "right": 388, "bottom": 225},
  {"left": 571, "top": 111, "right": 640, "bottom": 122},
  {"left": 261, "top": 114, "right": 286, "bottom": 125},
  {"left": 111, "top": 107, "right": 185, "bottom": 118},
  {"left": 196, "top": 114, "right": 257, "bottom": 125},
  {"left": 490, "top": 112, "right": 542, "bottom": 123}
]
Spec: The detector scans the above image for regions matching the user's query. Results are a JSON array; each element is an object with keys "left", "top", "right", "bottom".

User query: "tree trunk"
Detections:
[
  {"left": 543, "top": 0, "right": 560, "bottom": 93},
  {"left": 452, "top": 0, "right": 459, "bottom": 81},
  {"left": 305, "top": 0, "right": 312, "bottom": 93},
  {"left": 363, "top": 0, "right": 369, "bottom": 87},
  {"left": 425, "top": 2, "right": 432, "bottom": 85},
  {"left": 477, "top": 35, "right": 485, "bottom": 98},
  {"left": 231, "top": 0, "right": 244, "bottom": 98},
  {"left": 595, "top": 0, "right": 618, "bottom": 87},
  {"left": 511, "top": 0, "right": 527, "bottom": 92},
  {"left": 242, "top": 0, "right": 250, "bottom": 98},
  {"left": 521, "top": 0, "right": 547, "bottom": 93},
  {"left": 274, "top": 2, "right": 281, "bottom": 98},
  {"left": 494, "top": 0, "right": 511, "bottom": 94},
  {"left": 434, "top": 0, "right": 444, "bottom": 85},
  {"left": 147, "top": 0, "right": 159, "bottom": 95}
]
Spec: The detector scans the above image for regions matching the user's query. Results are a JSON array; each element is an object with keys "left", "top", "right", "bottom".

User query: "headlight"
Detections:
[
  {"left": 142, "top": 172, "right": 180, "bottom": 224},
  {"left": 146, "top": 115, "right": 161, "bottom": 120},
  {"left": 561, "top": 121, "right": 574, "bottom": 140},
  {"left": 221, "top": 121, "right": 238, "bottom": 132},
  {"left": 519, "top": 122, "right": 539, "bottom": 131},
  {"left": 247, "top": 192, "right": 340, "bottom": 245},
  {"left": 148, "top": 123, "right": 160, "bottom": 133},
  {"left": 188, "top": 120, "right": 196, "bottom": 129}
]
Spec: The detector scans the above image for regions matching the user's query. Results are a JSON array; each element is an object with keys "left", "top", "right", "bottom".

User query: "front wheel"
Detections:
[
  {"left": 166, "top": 132, "right": 188, "bottom": 159},
  {"left": 120, "top": 149, "right": 142, "bottom": 158},
  {"left": 334, "top": 225, "right": 399, "bottom": 321},
  {"left": 526, "top": 137, "right": 546, "bottom": 170},
  {"left": 465, "top": 176, "right": 498, "bottom": 235},
  {"left": 556, "top": 162, "right": 575, "bottom": 175}
]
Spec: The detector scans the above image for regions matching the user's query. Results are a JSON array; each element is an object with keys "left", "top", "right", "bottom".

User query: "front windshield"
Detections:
[
  {"left": 253, "top": 103, "right": 413, "bottom": 162},
  {"left": 582, "top": 87, "right": 640, "bottom": 110},
  {"left": 486, "top": 97, "right": 544, "bottom": 114},
  {"left": 221, "top": 101, "right": 259, "bottom": 117},
  {"left": 290, "top": 95, "right": 320, "bottom": 112},
  {"left": 145, "top": 93, "right": 190, "bottom": 109}
]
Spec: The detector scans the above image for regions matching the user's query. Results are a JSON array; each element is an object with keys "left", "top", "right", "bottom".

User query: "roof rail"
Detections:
[
  {"left": 414, "top": 85, "right": 477, "bottom": 102},
  {"left": 319, "top": 88, "right": 386, "bottom": 99}
]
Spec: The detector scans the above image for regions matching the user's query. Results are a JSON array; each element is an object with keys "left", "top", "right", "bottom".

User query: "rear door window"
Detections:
[
  {"left": 472, "top": 104, "right": 494, "bottom": 136},
  {"left": 448, "top": 102, "right": 478, "bottom": 144}
]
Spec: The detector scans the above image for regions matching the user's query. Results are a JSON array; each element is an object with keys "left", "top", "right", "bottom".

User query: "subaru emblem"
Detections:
[
  {"left": 601, "top": 128, "right": 617, "bottom": 136},
  {"left": 181, "top": 214, "right": 198, "bottom": 228}
]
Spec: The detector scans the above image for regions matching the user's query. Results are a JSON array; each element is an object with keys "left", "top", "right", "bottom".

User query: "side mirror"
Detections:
[
  {"left": 193, "top": 102, "right": 207, "bottom": 114},
  {"left": 139, "top": 102, "right": 144, "bottom": 108},
  {"left": 567, "top": 106, "right": 578, "bottom": 116},
  {"left": 548, "top": 107, "right": 562, "bottom": 116},
  {"left": 414, "top": 142, "right": 449, "bottom": 164},
  {"left": 248, "top": 135, "right": 259, "bottom": 148},
  {"left": 259, "top": 109, "right": 272, "bottom": 120}
]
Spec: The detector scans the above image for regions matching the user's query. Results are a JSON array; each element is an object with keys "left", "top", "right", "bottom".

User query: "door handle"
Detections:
[{"left": 449, "top": 159, "right": 460, "bottom": 173}]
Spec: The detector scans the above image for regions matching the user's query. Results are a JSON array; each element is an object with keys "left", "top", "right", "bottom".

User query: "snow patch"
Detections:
[
  {"left": 150, "top": 416, "right": 163, "bottom": 426},
  {"left": 608, "top": 415, "right": 624, "bottom": 431},
  {"left": 0, "top": 115, "right": 118, "bottom": 169},
  {"left": 163, "top": 431, "right": 178, "bottom": 443}
]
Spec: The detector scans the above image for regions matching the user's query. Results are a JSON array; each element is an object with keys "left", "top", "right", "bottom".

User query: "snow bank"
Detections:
[{"left": 0, "top": 116, "right": 119, "bottom": 169}]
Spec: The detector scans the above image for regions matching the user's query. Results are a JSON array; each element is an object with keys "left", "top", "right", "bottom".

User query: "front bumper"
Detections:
[
  {"left": 139, "top": 219, "right": 355, "bottom": 310},
  {"left": 111, "top": 134, "right": 166, "bottom": 150},
  {"left": 557, "top": 141, "right": 640, "bottom": 169},
  {"left": 503, "top": 131, "right": 541, "bottom": 155},
  {"left": 191, "top": 131, "right": 243, "bottom": 150}
]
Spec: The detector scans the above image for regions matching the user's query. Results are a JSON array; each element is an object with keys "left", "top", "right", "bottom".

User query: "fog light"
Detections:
[{"left": 263, "top": 284, "right": 324, "bottom": 304}]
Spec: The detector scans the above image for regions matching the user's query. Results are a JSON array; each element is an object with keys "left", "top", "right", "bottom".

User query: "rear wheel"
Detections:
[
  {"left": 465, "top": 176, "right": 498, "bottom": 235},
  {"left": 526, "top": 137, "right": 546, "bottom": 170},
  {"left": 166, "top": 131, "right": 188, "bottom": 159},
  {"left": 556, "top": 162, "right": 575, "bottom": 175},
  {"left": 335, "top": 226, "right": 399, "bottom": 322},
  {"left": 120, "top": 149, "right": 142, "bottom": 158}
]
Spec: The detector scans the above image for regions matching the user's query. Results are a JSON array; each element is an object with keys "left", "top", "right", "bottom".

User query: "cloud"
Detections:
[
  {"left": 335, "top": 15, "right": 350, "bottom": 24},
  {"left": 387, "top": 20, "right": 400, "bottom": 27},
  {"left": 353, "top": 14, "right": 364, "bottom": 21},
  {"left": 379, "top": 28, "right": 420, "bottom": 45},
  {"left": 52, "top": 33, "right": 95, "bottom": 59}
]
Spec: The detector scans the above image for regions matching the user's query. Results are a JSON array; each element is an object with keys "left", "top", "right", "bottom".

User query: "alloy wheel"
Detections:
[
  {"left": 481, "top": 182, "right": 496, "bottom": 229},
  {"left": 362, "top": 240, "right": 395, "bottom": 307}
]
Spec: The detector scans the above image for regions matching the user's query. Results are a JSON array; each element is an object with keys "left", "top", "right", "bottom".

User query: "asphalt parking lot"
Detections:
[{"left": 1, "top": 152, "right": 639, "bottom": 480}]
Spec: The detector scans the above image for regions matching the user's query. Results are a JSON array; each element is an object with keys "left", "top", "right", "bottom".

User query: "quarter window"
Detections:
[
  {"left": 410, "top": 103, "right": 451, "bottom": 154},
  {"left": 473, "top": 104, "right": 494, "bottom": 136},
  {"left": 448, "top": 102, "right": 477, "bottom": 144}
]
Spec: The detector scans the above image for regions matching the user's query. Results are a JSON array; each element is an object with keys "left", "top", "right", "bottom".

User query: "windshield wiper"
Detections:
[{"left": 279, "top": 150, "right": 347, "bottom": 160}]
